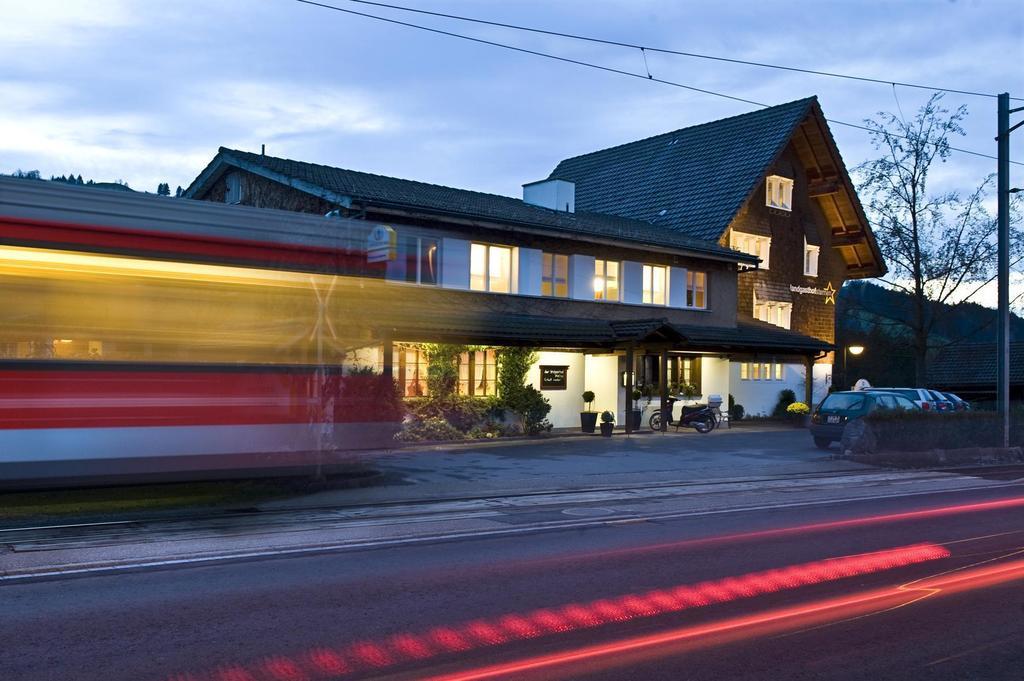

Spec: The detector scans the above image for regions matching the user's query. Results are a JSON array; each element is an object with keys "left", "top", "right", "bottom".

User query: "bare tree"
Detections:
[{"left": 856, "top": 93, "right": 1021, "bottom": 384}]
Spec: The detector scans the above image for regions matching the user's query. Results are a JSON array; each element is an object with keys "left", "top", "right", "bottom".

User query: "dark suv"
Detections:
[{"left": 810, "top": 390, "right": 920, "bottom": 450}]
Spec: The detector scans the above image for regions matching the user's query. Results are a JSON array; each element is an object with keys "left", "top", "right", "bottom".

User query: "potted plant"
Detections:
[
  {"left": 599, "top": 410, "right": 615, "bottom": 437},
  {"left": 580, "top": 390, "right": 598, "bottom": 433},
  {"left": 630, "top": 388, "right": 644, "bottom": 431},
  {"left": 786, "top": 402, "right": 810, "bottom": 427}
]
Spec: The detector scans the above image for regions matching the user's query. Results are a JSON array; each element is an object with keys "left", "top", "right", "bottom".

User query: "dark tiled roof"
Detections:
[
  {"left": 548, "top": 98, "right": 816, "bottom": 241},
  {"left": 197, "top": 148, "right": 753, "bottom": 263},
  {"left": 928, "top": 342, "right": 1024, "bottom": 387},
  {"left": 674, "top": 317, "right": 833, "bottom": 353}
]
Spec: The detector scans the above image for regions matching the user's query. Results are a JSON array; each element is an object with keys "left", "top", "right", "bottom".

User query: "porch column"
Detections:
[
  {"left": 624, "top": 344, "right": 635, "bottom": 434},
  {"left": 382, "top": 333, "right": 394, "bottom": 380},
  {"left": 804, "top": 355, "right": 814, "bottom": 406},
  {"left": 660, "top": 349, "right": 669, "bottom": 432}
]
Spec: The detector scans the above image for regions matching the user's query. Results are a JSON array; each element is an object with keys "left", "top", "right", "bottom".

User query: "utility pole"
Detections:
[{"left": 996, "top": 93, "right": 1023, "bottom": 448}]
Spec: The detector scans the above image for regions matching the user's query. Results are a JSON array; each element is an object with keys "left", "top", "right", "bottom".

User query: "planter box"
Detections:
[
  {"left": 600, "top": 422, "right": 614, "bottom": 437},
  {"left": 580, "top": 411, "right": 598, "bottom": 433}
]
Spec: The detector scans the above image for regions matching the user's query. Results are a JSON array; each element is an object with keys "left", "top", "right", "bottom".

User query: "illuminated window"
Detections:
[
  {"left": 470, "top": 243, "right": 512, "bottom": 293},
  {"left": 642, "top": 265, "right": 667, "bottom": 305},
  {"left": 593, "top": 259, "right": 619, "bottom": 301},
  {"left": 459, "top": 349, "right": 497, "bottom": 396},
  {"left": 740, "top": 362, "right": 749, "bottom": 380},
  {"left": 396, "top": 346, "right": 429, "bottom": 397},
  {"left": 803, "top": 238, "right": 820, "bottom": 277},
  {"left": 751, "top": 362, "right": 761, "bottom": 380},
  {"left": 541, "top": 253, "right": 569, "bottom": 298},
  {"left": 766, "top": 175, "right": 794, "bottom": 211},
  {"left": 753, "top": 294, "right": 792, "bottom": 329},
  {"left": 741, "top": 359, "right": 784, "bottom": 381},
  {"left": 775, "top": 362, "right": 784, "bottom": 380},
  {"left": 730, "top": 232, "right": 771, "bottom": 270},
  {"left": 387, "top": 235, "right": 438, "bottom": 285},
  {"left": 686, "top": 271, "right": 707, "bottom": 309}
]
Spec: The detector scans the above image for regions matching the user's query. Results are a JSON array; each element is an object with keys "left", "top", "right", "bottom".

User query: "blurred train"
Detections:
[{"left": 0, "top": 176, "right": 403, "bottom": 488}]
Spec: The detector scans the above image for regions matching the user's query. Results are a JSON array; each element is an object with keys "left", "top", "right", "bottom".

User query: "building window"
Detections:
[
  {"left": 753, "top": 294, "right": 792, "bottom": 329},
  {"left": 686, "top": 271, "right": 707, "bottom": 309},
  {"left": 642, "top": 265, "right": 667, "bottom": 305},
  {"left": 730, "top": 232, "right": 771, "bottom": 269},
  {"left": 803, "top": 238, "right": 820, "bottom": 277},
  {"left": 395, "top": 346, "right": 429, "bottom": 397},
  {"left": 739, "top": 359, "right": 785, "bottom": 381},
  {"left": 225, "top": 173, "right": 242, "bottom": 204},
  {"left": 459, "top": 349, "right": 497, "bottom": 396},
  {"left": 766, "top": 175, "right": 793, "bottom": 211},
  {"left": 541, "top": 253, "right": 569, "bottom": 298},
  {"left": 470, "top": 243, "right": 512, "bottom": 293},
  {"left": 387, "top": 235, "right": 439, "bottom": 285},
  {"left": 593, "top": 259, "right": 619, "bottom": 301}
]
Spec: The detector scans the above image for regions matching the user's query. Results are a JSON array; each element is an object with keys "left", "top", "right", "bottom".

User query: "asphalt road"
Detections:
[{"left": 3, "top": 483, "right": 1023, "bottom": 681}]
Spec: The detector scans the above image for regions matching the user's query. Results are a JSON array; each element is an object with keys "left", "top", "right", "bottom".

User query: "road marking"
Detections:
[{"left": 3, "top": 481, "right": 1023, "bottom": 583}]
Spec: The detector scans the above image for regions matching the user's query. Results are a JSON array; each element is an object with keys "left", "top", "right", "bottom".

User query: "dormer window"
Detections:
[
  {"left": 766, "top": 175, "right": 793, "bottom": 211},
  {"left": 803, "top": 238, "right": 821, "bottom": 277},
  {"left": 730, "top": 232, "right": 771, "bottom": 270}
]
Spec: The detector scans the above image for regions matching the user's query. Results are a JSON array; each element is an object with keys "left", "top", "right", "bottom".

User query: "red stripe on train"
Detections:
[
  {"left": 0, "top": 369, "right": 397, "bottom": 429},
  {"left": 0, "top": 215, "right": 382, "bottom": 274}
]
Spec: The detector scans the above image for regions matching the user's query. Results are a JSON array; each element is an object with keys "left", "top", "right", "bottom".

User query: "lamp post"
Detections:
[{"left": 843, "top": 344, "right": 864, "bottom": 391}]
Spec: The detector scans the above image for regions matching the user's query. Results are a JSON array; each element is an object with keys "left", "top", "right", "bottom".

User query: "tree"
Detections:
[
  {"left": 856, "top": 93, "right": 1021, "bottom": 384},
  {"left": 157, "top": 182, "right": 170, "bottom": 196},
  {"left": 175, "top": 185, "right": 184, "bottom": 198}
]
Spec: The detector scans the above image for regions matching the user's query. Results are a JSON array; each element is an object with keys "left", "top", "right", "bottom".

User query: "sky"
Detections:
[{"left": 1, "top": 1, "right": 1022, "bottom": 302}]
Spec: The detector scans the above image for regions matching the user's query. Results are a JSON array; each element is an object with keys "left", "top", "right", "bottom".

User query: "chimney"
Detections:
[
  {"left": 523, "top": 178, "right": 575, "bottom": 213},
  {"left": 261, "top": 144, "right": 266, "bottom": 156}
]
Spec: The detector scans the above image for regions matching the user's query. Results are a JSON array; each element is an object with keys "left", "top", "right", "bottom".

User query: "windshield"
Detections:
[{"left": 819, "top": 393, "right": 867, "bottom": 411}]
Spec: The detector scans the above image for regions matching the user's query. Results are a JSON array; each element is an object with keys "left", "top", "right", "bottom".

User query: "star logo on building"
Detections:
[{"left": 824, "top": 281, "right": 836, "bottom": 305}]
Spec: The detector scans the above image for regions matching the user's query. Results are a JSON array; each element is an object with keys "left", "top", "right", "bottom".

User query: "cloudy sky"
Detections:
[{"left": 1, "top": 0, "right": 1021, "bottom": 202}]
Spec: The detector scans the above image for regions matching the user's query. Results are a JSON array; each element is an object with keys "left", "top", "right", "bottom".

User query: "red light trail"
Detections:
[{"left": 168, "top": 543, "right": 950, "bottom": 681}]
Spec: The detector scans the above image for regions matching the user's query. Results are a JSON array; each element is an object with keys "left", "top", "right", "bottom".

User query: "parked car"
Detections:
[
  {"left": 940, "top": 391, "right": 971, "bottom": 411},
  {"left": 870, "top": 388, "right": 943, "bottom": 412},
  {"left": 810, "top": 390, "right": 920, "bottom": 450},
  {"left": 925, "top": 389, "right": 955, "bottom": 412}
]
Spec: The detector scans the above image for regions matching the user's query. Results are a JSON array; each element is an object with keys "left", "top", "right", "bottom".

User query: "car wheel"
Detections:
[{"left": 813, "top": 437, "right": 832, "bottom": 450}]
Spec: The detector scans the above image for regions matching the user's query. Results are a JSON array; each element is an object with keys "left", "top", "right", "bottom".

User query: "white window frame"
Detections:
[
  {"left": 593, "top": 259, "right": 620, "bottom": 301},
  {"left": 470, "top": 243, "right": 513, "bottom": 293},
  {"left": 730, "top": 232, "right": 771, "bottom": 270},
  {"left": 753, "top": 294, "right": 792, "bottom": 329},
  {"left": 766, "top": 175, "right": 793, "bottom": 211},
  {"left": 685, "top": 270, "right": 707, "bottom": 309},
  {"left": 642, "top": 264, "right": 668, "bottom": 306},
  {"left": 541, "top": 252, "right": 570, "bottom": 298},
  {"left": 803, "top": 238, "right": 820, "bottom": 277}
]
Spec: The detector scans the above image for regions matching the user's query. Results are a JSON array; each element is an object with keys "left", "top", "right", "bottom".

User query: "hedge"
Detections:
[{"left": 864, "top": 410, "right": 1024, "bottom": 452}]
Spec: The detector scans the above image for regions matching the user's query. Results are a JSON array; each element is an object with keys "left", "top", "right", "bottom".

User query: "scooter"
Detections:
[{"left": 648, "top": 396, "right": 717, "bottom": 433}]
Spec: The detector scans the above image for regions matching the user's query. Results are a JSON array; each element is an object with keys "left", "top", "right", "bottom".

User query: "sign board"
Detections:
[
  {"left": 367, "top": 224, "right": 397, "bottom": 263},
  {"left": 789, "top": 281, "right": 836, "bottom": 304},
  {"left": 540, "top": 365, "right": 569, "bottom": 391}
]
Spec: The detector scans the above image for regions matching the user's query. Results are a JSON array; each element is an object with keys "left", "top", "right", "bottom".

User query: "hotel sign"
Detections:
[
  {"left": 367, "top": 224, "right": 397, "bottom": 263},
  {"left": 540, "top": 365, "right": 569, "bottom": 390},
  {"left": 790, "top": 282, "right": 836, "bottom": 304}
]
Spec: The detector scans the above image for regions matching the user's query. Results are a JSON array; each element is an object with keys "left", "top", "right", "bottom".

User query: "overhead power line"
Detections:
[
  {"left": 330, "top": 0, "right": 1022, "bottom": 102},
  {"left": 293, "top": 0, "right": 1022, "bottom": 166}
]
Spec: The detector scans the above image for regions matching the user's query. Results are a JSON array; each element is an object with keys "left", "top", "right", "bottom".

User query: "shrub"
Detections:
[
  {"left": 601, "top": 410, "right": 615, "bottom": 423},
  {"left": 772, "top": 389, "right": 797, "bottom": 418},
  {"left": 730, "top": 404, "right": 745, "bottom": 421},
  {"left": 395, "top": 416, "right": 465, "bottom": 442},
  {"left": 863, "top": 410, "right": 1010, "bottom": 452},
  {"left": 582, "top": 390, "right": 596, "bottom": 411},
  {"left": 787, "top": 402, "right": 810, "bottom": 416},
  {"left": 422, "top": 344, "right": 465, "bottom": 398},
  {"left": 337, "top": 366, "right": 404, "bottom": 423},
  {"left": 504, "top": 384, "right": 552, "bottom": 435},
  {"left": 406, "top": 395, "right": 487, "bottom": 432},
  {"left": 496, "top": 347, "right": 537, "bottom": 399}
]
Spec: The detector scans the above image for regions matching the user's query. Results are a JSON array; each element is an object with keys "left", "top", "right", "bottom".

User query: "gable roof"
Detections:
[
  {"left": 549, "top": 97, "right": 885, "bottom": 276},
  {"left": 184, "top": 148, "right": 755, "bottom": 264},
  {"left": 548, "top": 98, "right": 816, "bottom": 242}
]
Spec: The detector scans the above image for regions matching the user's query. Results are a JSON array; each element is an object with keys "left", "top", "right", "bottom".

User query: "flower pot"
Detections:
[
  {"left": 630, "top": 409, "right": 643, "bottom": 431},
  {"left": 600, "top": 422, "right": 614, "bottom": 437},
  {"left": 580, "top": 411, "right": 598, "bottom": 433}
]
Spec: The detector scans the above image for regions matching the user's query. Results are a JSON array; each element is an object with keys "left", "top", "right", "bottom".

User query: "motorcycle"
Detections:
[{"left": 648, "top": 395, "right": 717, "bottom": 434}]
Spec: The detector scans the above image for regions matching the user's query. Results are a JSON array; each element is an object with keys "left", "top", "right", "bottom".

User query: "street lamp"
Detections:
[{"left": 843, "top": 344, "right": 865, "bottom": 390}]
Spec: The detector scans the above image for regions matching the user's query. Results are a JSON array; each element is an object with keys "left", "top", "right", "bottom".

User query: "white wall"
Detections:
[
  {"left": 584, "top": 354, "right": 619, "bottom": 421},
  {"left": 729, "top": 362, "right": 832, "bottom": 416},
  {"left": 528, "top": 351, "right": 586, "bottom": 428}
]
